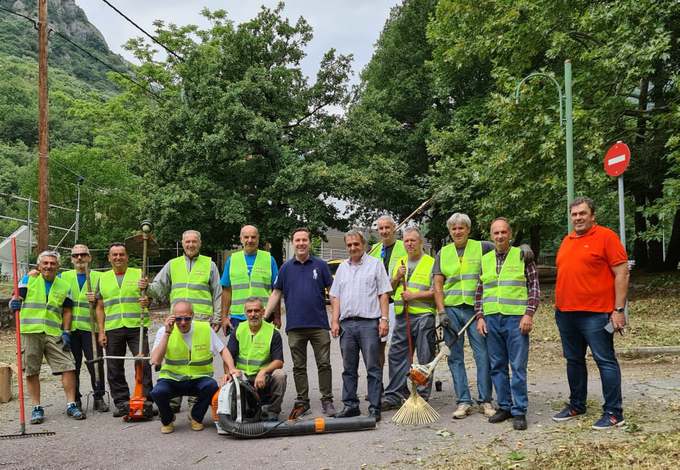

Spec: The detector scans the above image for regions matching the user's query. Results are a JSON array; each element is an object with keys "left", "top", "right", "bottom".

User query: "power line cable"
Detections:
[
  {"left": 50, "top": 29, "right": 164, "bottom": 103},
  {"left": 98, "top": 0, "right": 184, "bottom": 62},
  {"left": 0, "top": 5, "right": 164, "bottom": 103},
  {"left": 0, "top": 5, "right": 37, "bottom": 27}
]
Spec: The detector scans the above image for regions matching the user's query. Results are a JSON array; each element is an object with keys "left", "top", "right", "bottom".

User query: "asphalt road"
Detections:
[{"left": 2, "top": 316, "right": 679, "bottom": 470}]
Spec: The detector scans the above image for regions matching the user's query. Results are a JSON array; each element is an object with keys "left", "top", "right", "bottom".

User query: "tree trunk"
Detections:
[
  {"left": 633, "top": 193, "right": 649, "bottom": 268},
  {"left": 270, "top": 237, "right": 284, "bottom": 266},
  {"left": 529, "top": 224, "right": 541, "bottom": 262},
  {"left": 664, "top": 208, "right": 680, "bottom": 270}
]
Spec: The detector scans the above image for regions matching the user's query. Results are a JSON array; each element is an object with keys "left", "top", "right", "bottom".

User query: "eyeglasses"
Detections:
[
  {"left": 71, "top": 253, "right": 89, "bottom": 258},
  {"left": 175, "top": 316, "right": 192, "bottom": 323}
]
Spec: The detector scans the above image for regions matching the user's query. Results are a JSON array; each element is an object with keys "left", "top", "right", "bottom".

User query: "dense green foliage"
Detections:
[
  {"left": 348, "top": 0, "right": 680, "bottom": 269},
  {"left": 1, "top": 0, "right": 678, "bottom": 269}
]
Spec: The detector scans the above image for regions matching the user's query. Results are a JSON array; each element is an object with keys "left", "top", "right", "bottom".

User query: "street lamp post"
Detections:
[{"left": 514, "top": 59, "right": 574, "bottom": 232}]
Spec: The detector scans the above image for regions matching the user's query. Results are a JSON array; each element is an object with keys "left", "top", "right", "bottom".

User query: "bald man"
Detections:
[{"left": 221, "top": 225, "right": 280, "bottom": 334}]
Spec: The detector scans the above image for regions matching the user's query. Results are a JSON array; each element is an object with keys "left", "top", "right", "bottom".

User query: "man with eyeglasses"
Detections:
[
  {"left": 150, "top": 300, "right": 238, "bottom": 434},
  {"left": 61, "top": 244, "right": 108, "bottom": 412}
]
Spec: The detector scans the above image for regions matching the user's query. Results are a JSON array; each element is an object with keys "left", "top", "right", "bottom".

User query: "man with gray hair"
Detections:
[
  {"left": 330, "top": 229, "right": 392, "bottom": 421},
  {"left": 433, "top": 213, "right": 495, "bottom": 419},
  {"left": 10, "top": 250, "right": 85, "bottom": 423},
  {"left": 139, "top": 229, "right": 222, "bottom": 413},
  {"left": 382, "top": 226, "right": 437, "bottom": 410}
]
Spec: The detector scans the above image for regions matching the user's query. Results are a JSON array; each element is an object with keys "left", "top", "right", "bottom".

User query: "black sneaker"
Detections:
[
  {"left": 368, "top": 409, "right": 381, "bottom": 422},
  {"left": 113, "top": 404, "right": 129, "bottom": 418},
  {"left": 335, "top": 406, "right": 360, "bottom": 418},
  {"left": 552, "top": 405, "right": 585, "bottom": 422},
  {"left": 94, "top": 398, "right": 110, "bottom": 412},
  {"left": 380, "top": 399, "right": 402, "bottom": 411},
  {"left": 513, "top": 415, "right": 527, "bottom": 430},
  {"left": 321, "top": 399, "right": 336, "bottom": 417},
  {"left": 488, "top": 409, "right": 512, "bottom": 423}
]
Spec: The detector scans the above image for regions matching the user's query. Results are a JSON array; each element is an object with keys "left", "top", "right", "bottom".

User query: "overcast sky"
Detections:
[{"left": 76, "top": 0, "right": 398, "bottom": 84}]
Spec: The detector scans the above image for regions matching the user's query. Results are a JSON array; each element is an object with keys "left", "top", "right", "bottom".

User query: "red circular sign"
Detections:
[{"left": 603, "top": 141, "right": 631, "bottom": 177}]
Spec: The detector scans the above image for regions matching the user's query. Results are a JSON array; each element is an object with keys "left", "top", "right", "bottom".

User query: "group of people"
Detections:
[{"left": 10, "top": 195, "right": 629, "bottom": 434}]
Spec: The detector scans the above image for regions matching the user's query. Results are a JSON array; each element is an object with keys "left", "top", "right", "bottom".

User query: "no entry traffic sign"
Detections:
[{"left": 604, "top": 141, "right": 631, "bottom": 177}]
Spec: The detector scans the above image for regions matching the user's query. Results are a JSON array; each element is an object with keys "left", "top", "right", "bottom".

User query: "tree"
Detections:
[{"left": 120, "top": 4, "right": 357, "bottom": 260}]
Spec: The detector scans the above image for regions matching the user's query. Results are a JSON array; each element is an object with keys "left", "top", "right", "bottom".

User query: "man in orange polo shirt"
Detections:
[{"left": 553, "top": 196, "right": 629, "bottom": 430}]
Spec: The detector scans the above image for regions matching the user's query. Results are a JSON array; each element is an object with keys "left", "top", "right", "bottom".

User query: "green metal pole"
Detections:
[{"left": 565, "top": 60, "right": 574, "bottom": 232}]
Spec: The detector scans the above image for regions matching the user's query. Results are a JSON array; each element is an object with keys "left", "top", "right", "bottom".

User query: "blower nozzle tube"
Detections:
[{"left": 218, "top": 415, "right": 377, "bottom": 439}]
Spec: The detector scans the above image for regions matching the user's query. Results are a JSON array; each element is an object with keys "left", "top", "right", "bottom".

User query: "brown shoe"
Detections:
[
  {"left": 321, "top": 399, "right": 336, "bottom": 417},
  {"left": 288, "top": 402, "right": 311, "bottom": 420}
]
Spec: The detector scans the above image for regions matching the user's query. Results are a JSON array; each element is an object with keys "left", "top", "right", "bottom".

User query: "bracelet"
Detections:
[{"left": 380, "top": 317, "right": 388, "bottom": 322}]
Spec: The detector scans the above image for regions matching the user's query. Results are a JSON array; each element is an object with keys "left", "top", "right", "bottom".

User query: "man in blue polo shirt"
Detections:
[
  {"left": 264, "top": 227, "right": 336, "bottom": 419},
  {"left": 221, "top": 225, "right": 279, "bottom": 334}
]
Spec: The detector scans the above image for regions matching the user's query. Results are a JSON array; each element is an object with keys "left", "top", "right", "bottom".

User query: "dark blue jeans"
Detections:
[
  {"left": 150, "top": 377, "right": 218, "bottom": 425},
  {"left": 555, "top": 310, "right": 623, "bottom": 418},
  {"left": 444, "top": 305, "right": 492, "bottom": 404},
  {"left": 339, "top": 318, "right": 382, "bottom": 412},
  {"left": 485, "top": 314, "right": 529, "bottom": 416}
]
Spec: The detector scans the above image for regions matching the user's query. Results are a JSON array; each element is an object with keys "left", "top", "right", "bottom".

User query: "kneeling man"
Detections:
[
  {"left": 150, "top": 300, "right": 237, "bottom": 434},
  {"left": 228, "top": 297, "right": 286, "bottom": 421}
]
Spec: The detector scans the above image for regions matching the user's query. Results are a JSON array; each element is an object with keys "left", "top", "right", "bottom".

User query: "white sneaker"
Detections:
[
  {"left": 481, "top": 402, "right": 496, "bottom": 417},
  {"left": 452, "top": 403, "right": 472, "bottom": 419}
]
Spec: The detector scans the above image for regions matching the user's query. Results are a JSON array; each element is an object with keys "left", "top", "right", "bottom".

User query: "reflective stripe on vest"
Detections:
[
  {"left": 61, "top": 270, "right": 100, "bottom": 332},
  {"left": 159, "top": 321, "right": 214, "bottom": 381},
  {"left": 235, "top": 320, "right": 274, "bottom": 376},
  {"left": 391, "top": 254, "right": 435, "bottom": 315},
  {"left": 229, "top": 250, "right": 272, "bottom": 316},
  {"left": 479, "top": 247, "right": 528, "bottom": 315},
  {"left": 441, "top": 240, "right": 482, "bottom": 307},
  {"left": 20, "top": 275, "right": 70, "bottom": 336},
  {"left": 169, "top": 255, "right": 213, "bottom": 321},
  {"left": 99, "top": 268, "right": 148, "bottom": 330},
  {"left": 369, "top": 240, "right": 408, "bottom": 280}
]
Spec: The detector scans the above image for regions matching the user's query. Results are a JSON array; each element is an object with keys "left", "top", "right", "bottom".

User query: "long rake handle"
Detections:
[
  {"left": 11, "top": 238, "right": 26, "bottom": 434},
  {"left": 84, "top": 265, "right": 101, "bottom": 385}
]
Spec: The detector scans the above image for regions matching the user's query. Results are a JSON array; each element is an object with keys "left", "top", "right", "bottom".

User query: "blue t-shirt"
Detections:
[
  {"left": 220, "top": 253, "right": 279, "bottom": 288},
  {"left": 274, "top": 256, "right": 332, "bottom": 332},
  {"left": 56, "top": 272, "right": 86, "bottom": 290}
]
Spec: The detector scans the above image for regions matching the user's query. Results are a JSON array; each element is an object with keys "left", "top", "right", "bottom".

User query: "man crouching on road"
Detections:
[
  {"left": 150, "top": 300, "right": 238, "bottom": 434},
  {"left": 226, "top": 297, "right": 286, "bottom": 421}
]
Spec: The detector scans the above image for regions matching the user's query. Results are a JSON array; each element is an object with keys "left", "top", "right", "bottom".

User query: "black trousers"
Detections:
[
  {"left": 71, "top": 329, "right": 106, "bottom": 400},
  {"left": 105, "top": 327, "right": 153, "bottom": 409}
]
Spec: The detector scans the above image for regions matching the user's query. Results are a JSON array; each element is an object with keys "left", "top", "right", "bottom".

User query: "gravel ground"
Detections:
[{"left": 1, "top": 315, "right": 679, "bottom": 470}]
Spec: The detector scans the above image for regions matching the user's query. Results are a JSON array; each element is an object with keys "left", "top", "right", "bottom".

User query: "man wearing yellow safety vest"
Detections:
[
  {"left": 61, "top": 244, "right": 108, "bottom": 412},
  {"left": 141, "top": 230, "right": 222, "bottom": 325},
  {"left": 139, "top": 229, "right": 222, "bottom": 413},
  {"left": 381, "top": 226, "right": 436, "bottom": 410},
  {"left": 368, "top": 215, "right": 407, "bottom": 364},
  {"left": 9, "top": 250, "right": 85, "bottom": 424},
  {"left": 150, "top": 300, "right": 238, "bottom": 434},
  {"left": 220, "top": 225, "right": 279, "bottom": 334},
  {"left": 95, "top": 243, "right": 153, "bottom": 418},
  {"left": 474, "top": 218, "right": 540, "bottom": 431},
  {"left": 433, "top": 213, "right": 496, "bottom": 420},
  {"left": 227, "top": 297, "right": 286, "bottom": 421}
]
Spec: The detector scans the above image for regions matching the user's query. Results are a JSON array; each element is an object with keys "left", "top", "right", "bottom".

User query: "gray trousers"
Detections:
[
  {"left": 339, "top": 318, "right": 382, "bottom": 412},
  {"left": 248, "top": 369, "right": 287, "bottom": 414},
  {"left": 384, "top": 313, "right": 436, "bottom": 403}
]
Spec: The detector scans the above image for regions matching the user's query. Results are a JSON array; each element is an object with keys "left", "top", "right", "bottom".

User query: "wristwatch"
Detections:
[
  {"left": 615, "top": 307, "right": 625, "bottom": 313},
  {"left": 380, "top": 316, "right": 389, "bottom": 322}
]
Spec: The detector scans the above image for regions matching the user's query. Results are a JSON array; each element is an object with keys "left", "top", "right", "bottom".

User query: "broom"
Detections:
[{"left": 391, "top": 261, "right": 440, "bottom": 425}]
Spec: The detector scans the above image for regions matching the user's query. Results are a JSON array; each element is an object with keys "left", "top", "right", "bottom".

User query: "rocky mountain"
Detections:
[{"left": 0, "top": 0, "right": 127, "bottom": 90}]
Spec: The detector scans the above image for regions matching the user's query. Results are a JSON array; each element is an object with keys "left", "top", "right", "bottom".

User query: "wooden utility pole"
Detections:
[{"left": 37, "top": 0, "right": 49, "bottom": 252}]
